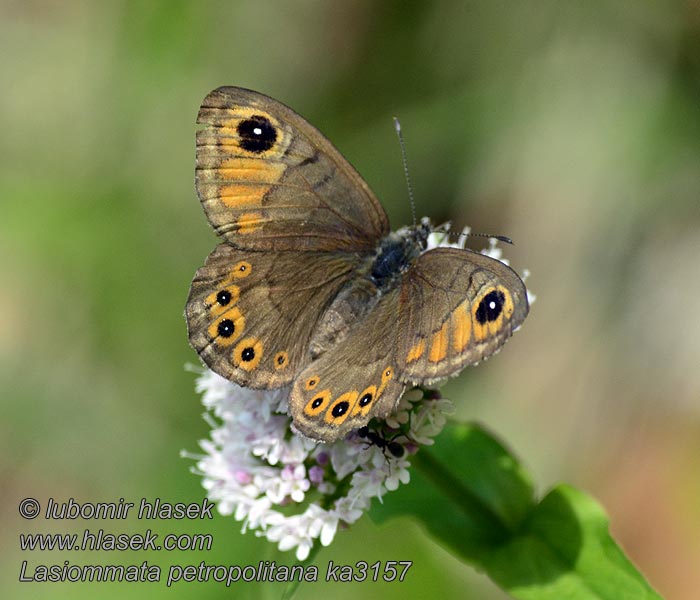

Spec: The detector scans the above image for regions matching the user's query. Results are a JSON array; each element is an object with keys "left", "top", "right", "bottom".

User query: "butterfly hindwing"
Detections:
[
  {"left": 186, "top": 243, "right": 359, "bottom": 388},
  {"left": 289, "top": 344, "right": 405, "bottom": 444},
  {"left": 196, "top": 87, "right": 389, "bottom": 252},
  {"left": 288, "top": 284, "right": 407, "bottom": 443}
]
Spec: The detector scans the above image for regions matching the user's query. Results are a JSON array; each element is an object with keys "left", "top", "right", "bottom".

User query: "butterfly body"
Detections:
[
  {"left": 186, "top": 87, "right": 529, "bottom": 443},
  {"left": 370, "top": 224, "right": 428, "bottom": 287},
  {"left": 309, "top": 225, "right": 428, "bottom": 355}
]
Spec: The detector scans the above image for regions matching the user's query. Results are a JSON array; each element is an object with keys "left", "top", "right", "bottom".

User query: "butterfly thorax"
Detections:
[{"left": 370, "top": 227, "right": 426, "bottom": 291}]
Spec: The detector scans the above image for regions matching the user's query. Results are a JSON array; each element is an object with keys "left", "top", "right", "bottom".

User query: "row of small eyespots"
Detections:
[
  {"left": 303, "top": 367, "right": 394, "bottom": 425},
  {"left": 206, "top": 261, "right": 290, "bottom": 373},
  {"left": 221, "top": 335, "right": 289, "bottom": 373},
  {"left": 206, "top": 260, "right": 252, "bottom": 314},
  {"left": 206, "top": 261, "right": 252, "bottom": 342},
  {"left": 219, "top": 335, "right": 289, "bottom": 373},
  {"left": 210, "top": 261, "right": 250, "bottom": 330}
]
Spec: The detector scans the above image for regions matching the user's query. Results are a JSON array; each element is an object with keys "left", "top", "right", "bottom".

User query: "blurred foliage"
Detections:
[
  {"left": 1, "top": 1, "right": 699, "bottom": 599},
  {"left": 372, "top": 423, "right": 661, "bottom": 599}
]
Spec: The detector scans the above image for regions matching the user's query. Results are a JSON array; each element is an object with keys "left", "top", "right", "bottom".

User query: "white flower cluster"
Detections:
[{"left": 185, "top": 370, "right": 453, "bottom": 561}]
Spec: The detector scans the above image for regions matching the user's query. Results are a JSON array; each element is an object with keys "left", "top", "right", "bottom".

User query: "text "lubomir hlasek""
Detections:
[{"left": 44, "top": 498, "right": 213, "bottom": 520}]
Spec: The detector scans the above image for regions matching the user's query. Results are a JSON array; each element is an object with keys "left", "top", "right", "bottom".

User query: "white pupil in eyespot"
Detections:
[
  {"left": 489, "top": 301, "right": 496, "bottom": 310},
  {"left": 253, "top": 127, "right": 262, "bottom": 135}
]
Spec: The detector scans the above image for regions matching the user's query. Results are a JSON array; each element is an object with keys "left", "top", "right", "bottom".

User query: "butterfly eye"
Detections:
[
  {"left": 232, "top": 337, "right": 263, "bottom": 371},
  {"left": 377, "top": 368, "right": 395, "bottom": 397},
  {"left": 332, "top": 402, "right": 349, "bottom": 417},
  {"left": 475, "top": 289, "right": 506, "bottom": 324},
  {"left": 231, "top": 262, "right": 252, "bottom": 279},
  {"left": 237, "top": 115, "right": 277, "bottom": 153},
  {"left": 207, "top": 308, "right": 244, "bottom": 346},
  {"left": 206, "top": 286, "right": 240, "bottom": 315},
  {"left": 352, "top": 385, "right": 377, "bottom": 417},
  {"left": 217, "top": 319, "right": 235, "bottom": 337},
  {"left": 305, "top": 376, "right": 320, "bottom": 391},
  {"left": 216, "top": 290, "right": 232, "bottom": 306},
  {"left": 472, "top": 286, "right": 515, "bottom": 341},
  {"left": 274, "top": 351, "right": 289, "bottom": 370},
  {"left": 325, "top": 391, "right": 359, "bottom": 425},
  {"left": 304, "top": 389, "right": 331, "bottom": 417}
]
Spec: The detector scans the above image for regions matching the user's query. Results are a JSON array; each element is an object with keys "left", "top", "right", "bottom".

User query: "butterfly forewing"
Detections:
[{"left": 196, "top": 87, "right": 389, "bottom": 252}]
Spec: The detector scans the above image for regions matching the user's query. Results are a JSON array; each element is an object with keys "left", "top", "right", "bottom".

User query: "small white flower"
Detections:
[{"left": 384, "top": 459, "right": 411, "bottom": 491}]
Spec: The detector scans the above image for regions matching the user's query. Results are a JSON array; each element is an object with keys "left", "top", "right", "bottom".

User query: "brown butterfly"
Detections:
[{"left": 186, "top": 87, "right": 529, "bottom": 443}]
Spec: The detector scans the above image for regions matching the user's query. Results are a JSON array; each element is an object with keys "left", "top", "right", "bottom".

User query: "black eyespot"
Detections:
[
  {"left": 331, "top": 401, "right": 350, "bottom": 418},
  {"left": 217, "top": 319, "right": 235, "bottom": 337},
  {"left": 237, "top": 115, "right": 277, "bottom": 153},
  {"left": 241, "top": 347, "right": 255, "bottom": 361},
  {"left": 359, "top": 393, "right": 373, "bottom": 407},
  {"left": 475, "top": 290, "right": 506, "bottom": 324},
  {"left": 216, "top": 290, "right": 231, "bottom": 306},
  {"left": 277, "top": 355, "right": 285, "bottom": 365},
  {"left": 311, "top": 396, "right": 324, "bottom": 409}
]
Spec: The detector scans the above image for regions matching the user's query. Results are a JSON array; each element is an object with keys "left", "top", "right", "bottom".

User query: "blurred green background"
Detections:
[{"left": 2, "top": 1, "right": 699, "bottom": 598}]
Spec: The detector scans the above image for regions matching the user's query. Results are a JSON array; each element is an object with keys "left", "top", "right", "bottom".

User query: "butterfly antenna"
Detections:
[
  {"left": 455, "top": 231, "right": 514, "bottom": 245},
  {"left": 393, "top": 117, "right": 417, "bottom": 227}
]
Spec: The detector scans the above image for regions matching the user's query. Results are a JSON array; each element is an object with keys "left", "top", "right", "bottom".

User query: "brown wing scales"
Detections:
[
  {"left": 186, "top": 244, "right": 358, "bottom": 388},
  {"left": 396, "top": 248, "right": 529, "bottom": 383},
  {"left": 195, "top": 87, "right": 389, "bottom": 251}
]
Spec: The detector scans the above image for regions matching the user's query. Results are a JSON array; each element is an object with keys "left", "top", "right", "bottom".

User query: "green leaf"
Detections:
[{"left": 370, "top": 423, "right": 661, "bottom": 600}]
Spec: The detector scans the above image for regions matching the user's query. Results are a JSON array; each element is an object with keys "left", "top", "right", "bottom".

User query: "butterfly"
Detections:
[{"left": 186, "top": 87, "right": 529, "bottom": 443}]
